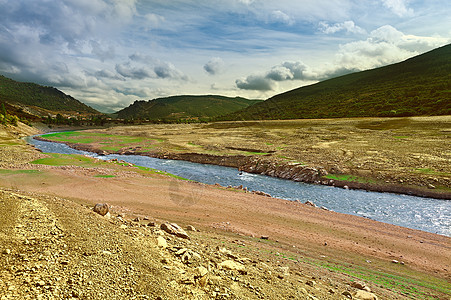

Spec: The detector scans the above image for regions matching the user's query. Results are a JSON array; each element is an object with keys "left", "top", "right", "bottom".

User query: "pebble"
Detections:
[
  {"left": 194, "top": 266, "right": 209, "bottom": 277},
  {"left": 3, "top": 249, "right": 11, "bottom": 255},
  {"left": 156, "top": 236, "right": 168, "bottom": 248},
  {"left": 186, "top": 225, "right": 196, "bottom": 232},
  {"left": 93, "top": 203, "right": 109, "bottom": 216},
  {"left": 305, "top": 280, "right": 316, "bottom": 287}
]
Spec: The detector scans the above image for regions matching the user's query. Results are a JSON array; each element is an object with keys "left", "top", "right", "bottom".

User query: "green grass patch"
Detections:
[
  {"left": 393, "top": 136, "right": 409, "bottom": 139},
  {"left": 41, "top": 131, "right": 150, "bottom": 145},
  {"left": 31, "top": 153, "right": 98, "bottom": 167},
  {"left": 187, "top": 142, "right": 202, "bottom": 147},
  {"left": 245, "top": 151, "right": 270, "bottom": 156},
  {"left": 31, "top": 153, "right": 188, "bottom": 181},
  {"left": 314, "top": 260, "right": 450, "bottom": 298},
  {"left": 94, "top": 174, "right": 116, "bottom": 178},
  {"left": 324, "top": 174, "right": 375, "bottom": 183},
  {"left": 99, "top": 146, "right": 123, "bottom": 152},
  {"left": 414, "top": 168, "right": 451, "bottom": 177},
  {"left": 0, "top": 169, "right": 42, "bottom": 175}
]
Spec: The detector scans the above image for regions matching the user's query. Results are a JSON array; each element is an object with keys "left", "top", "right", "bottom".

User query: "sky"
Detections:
[{"left": 0, "top": 0, "right": 450, "bottom": 113}]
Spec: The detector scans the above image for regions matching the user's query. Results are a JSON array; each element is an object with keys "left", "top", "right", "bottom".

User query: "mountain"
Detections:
[
  {"left": 0, "top": 75, "right": 98, "bottom": 116},
  {"left": 223, "top": 44, "right": 451, "bottom": 120},
  {"left": 116, "top": 95, "right": 263, "bottom": 120}
]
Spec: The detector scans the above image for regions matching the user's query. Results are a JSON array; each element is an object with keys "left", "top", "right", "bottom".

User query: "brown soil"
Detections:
[{"left": 1, "top": 122, "right": 450, "bottom": 299}]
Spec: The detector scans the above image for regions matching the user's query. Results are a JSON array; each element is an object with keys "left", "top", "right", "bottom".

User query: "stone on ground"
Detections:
[
  {"left": 160, "top": 222, "right": 190, "bottom": 239},
  {"left": 93, "top": 203, "right": 109, "bottom": 216}
]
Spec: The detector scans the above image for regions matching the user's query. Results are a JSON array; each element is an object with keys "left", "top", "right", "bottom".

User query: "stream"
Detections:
[{"left": 27, "top": 136, "right": 450, "bottom": 237}]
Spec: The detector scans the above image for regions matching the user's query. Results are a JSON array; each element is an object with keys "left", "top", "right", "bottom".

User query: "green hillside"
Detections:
[
  {"left": 224, "top": 44, "right": 451, "bottom": 120},
  {"left": 116, "top": 95, "right": 263, "bottom": 120},
  {"left": 0, "top": 75, "right": 98, "bottom": 115}
]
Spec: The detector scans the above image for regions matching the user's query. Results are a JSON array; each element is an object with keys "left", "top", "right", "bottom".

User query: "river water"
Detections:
[{"left": 28, "top": 136, "right": 450, "bottom": 237}]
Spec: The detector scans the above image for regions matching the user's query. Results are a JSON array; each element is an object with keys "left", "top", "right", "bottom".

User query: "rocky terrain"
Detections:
[
  {"left": 1, "top": 122, "right": 450, "bottom": 299},
  {"left": 1, "top": 188, "right": 386, "bottom": 300}
]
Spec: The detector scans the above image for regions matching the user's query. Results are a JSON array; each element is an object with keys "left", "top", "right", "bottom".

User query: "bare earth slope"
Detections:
[{"left": 0, "top": 123, "right": 450, "bottom": 299}]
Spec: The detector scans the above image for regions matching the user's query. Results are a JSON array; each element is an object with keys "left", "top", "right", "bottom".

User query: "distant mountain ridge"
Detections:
[
  {"left": 116, "top": 95, "right": 263, "bottom": 120},
  {"left": 222, "top": 44, "right": 451, "bottom": 120},
  {"left": 0, "top": 75, "right": 98, "bottom": 116}
]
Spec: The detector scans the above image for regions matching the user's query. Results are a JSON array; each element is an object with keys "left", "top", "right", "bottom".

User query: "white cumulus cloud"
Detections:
[
  {"left": 204, "top": 57, "right": 225, "bottom": 75},
  {"left": 381, "top": 0, "right": 413, "bottom": 17},
  {"left": 319, "top": 21, "right": 366, "bottom": 35}
]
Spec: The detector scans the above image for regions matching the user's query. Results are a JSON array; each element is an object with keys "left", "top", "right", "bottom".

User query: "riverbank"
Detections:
[
  {"left": 35, "top": 116, "right": 451, "bottom": 199},
  {"left": 1, "top": 122, "right": 450, "bottom": 299}
]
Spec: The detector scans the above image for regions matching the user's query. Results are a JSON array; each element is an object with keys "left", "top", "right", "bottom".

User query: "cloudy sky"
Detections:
[{"left": 0, "top": 0, "right": 450, "bottom": 112}]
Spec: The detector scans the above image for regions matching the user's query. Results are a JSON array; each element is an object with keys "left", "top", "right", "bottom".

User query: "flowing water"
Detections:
[{"left": 28, "top": 136, "right": 450, "bottom": 236}]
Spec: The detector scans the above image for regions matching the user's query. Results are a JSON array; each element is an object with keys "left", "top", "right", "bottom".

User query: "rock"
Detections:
[
  {"left": 252, "top": 190, "right": 271, "bottom": 197},
  {"left": 93, "top": 203, "right": 109, "bottom": 216},
  {"left": 352, "top": 290, "right": 378, "bottom": 300},
  {"left": 260, "top": 235, "right": 269, "bottom": 240},
  {"left": 391, "top": 260, "right": 399, "bottom": 264},
  {"left": 218, "top": 247, "right": 238, "bottom": 259},
  {"left": 156, "top": 236, "right": 168, "bottom": 248},
  {"left": 3, "top": 249, "right": 11, "bottom": 255},
  {"left": 133, "top": 217, "right": 141, "bottom": 222},
  {"left": 173, "top": 248, "right": 201, "bottom": 265},
  {"left": 186, "top": 225, "right": 196, "bottom": 232},
  {"left": 342, "top": 291, "right": 353, "bottom": 298},
  {"left": 36, "top": 280, "right": 46, "bottom": 287},
  {"left": 427, "top": 184, "right": 435, "bottom": 189},
  {"left": 147, "top": 222, "right": 156, "bottom": 227},
  {"left": 218, "top": 260, "right": 245, "bottom": 271},
  {"left": 160, "top": 222, "right": 190, "bottom": 239},
  {"left": 194, "top": 266, "right": 209, "bottom": 278},
  {"left": 351, "top": 281, "right": 371, "bottom": 292},
  {"left": 276, "top": 266, "right": 290, "bottom": 276},
  {"left": 305, "top": 280, "right": 316, "bottom": 287},
  {"left": 343, "top": 185, "right": 349, "bottom": 190},
  {"left": 304, "top": 201, "right": 316, "bottom": 207}
]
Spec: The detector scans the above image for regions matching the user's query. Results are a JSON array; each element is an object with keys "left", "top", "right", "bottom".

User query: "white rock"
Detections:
[
  {"left": 218, "top": 260, "right": 245, "bottom": 271},
  {"left": 156, "top": 236, "right": 168, "bottom": 248},
  {"left": 353, "top": 290, "right": 378, "bottom": 300}
]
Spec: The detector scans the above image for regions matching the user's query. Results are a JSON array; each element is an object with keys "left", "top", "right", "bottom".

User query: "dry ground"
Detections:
[
  {"left": 0, "top": 122, "right": 450, "bottom": 299},
  {"left": 86, "top": 116, "right": 450, "bottom": 197}
]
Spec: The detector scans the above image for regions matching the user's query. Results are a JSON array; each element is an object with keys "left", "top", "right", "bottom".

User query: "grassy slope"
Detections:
[
  {"left": 226, "top": 44, "right": 451, "bottom": 120},
  {"left": 116, "top": 95, "right": 263, "bottom": 120},
  {"left": 0, "top": 75, "right": 98, "bottom": 114}
]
